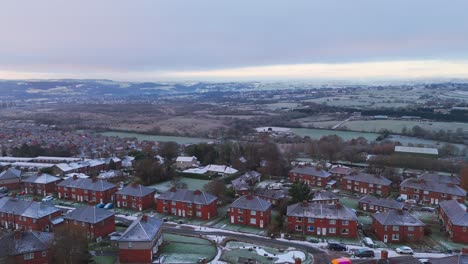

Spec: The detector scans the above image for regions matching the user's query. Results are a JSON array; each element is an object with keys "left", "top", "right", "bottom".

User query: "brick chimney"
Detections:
[
  {"left": 92, "top": 177, "right": 97, "bottom": 182},
  {"left": 194, "top": 190, "right": 202, "bottom": 195},
  {"left": 301, "top": 201, "right": 308, "bottom": 207},
  {"left": 141, "top": 214, "right": 148, "bottom": 222},
  {"left": 170, "top": 187, "right": 177, "bottom": 192},
  {"left": 246, "top": 194, "right": 254, "bottom": 200},
  {"left": 462, "top": 248, "right": 468, "bottom": 255},
  {"left": 447, "top": 183, "right": 455, "bottom": 187},
  {"left": 37, "top": 171, "right": 42, "bottom": 176},
  {"left": 381, "top": 250, "right": 388, "bottom": 260},
  {"left": 131, "top": 182, "right": 137, "bottom": 188},
  {"left": 73, "top": 175, "right": 78, "bottom": 180},
  {"left": 14, "top": 230, "right": 21, "bottom": 240},
  {"left": 294, "top": 258, "right": 302, "bottom": 264}
]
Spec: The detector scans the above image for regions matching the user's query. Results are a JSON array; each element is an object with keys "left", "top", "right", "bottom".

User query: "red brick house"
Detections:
[
  {"left": 0, "top": 168, "right": 22, "bottom": 190},
  {"left": 231, "top": 177, "right": 251, "bottom": 196},
  {"left": 229, "top": 195, "right": 272, "bottom": 228},
  {"left": 341, "top": 172, "right": 392, "bottom": 196},
  {"left": 23, "top": 173, "right": 61, "bottom": 196},
  {"left": 63, "top": 205, "right": 115, "bottom": 241},
  {"left": 115, "top": 183, "right": 156, "bottom": 211},
  {"left": 418, "top": 172, "right": 460, "bottom": 185},
  {"left": 255, "top": 188, "right": 286, "bottom": 206},
  {"left": 0, "top": 197, "right": 62, "bottom": 232},
  {"left": 329, "top": 165, "right": 354, "bottom": 179},
  {"left": 287, "top": 202, "right": 358, "bottom": 238},
  {"left": 372, "top": 210, "right": 425, "bottom": 243},
  {"left": 438, "top": 200, "right": 468, "bottom": 243},
  {"left": 155, "top": 188, "right": 218, "bottom": 220},
  {"left": 359, "top": 195, "right": 404, "bottom": 213},
  {"left": 311, "top": 190, "right": 339, "bottom": 205},
  {"left": 118, "top": 215, "right": 164, "bottom": 264},
  {"left": 400, "top": 178, "right": 466, "bottom": 205},
  {"left": 57, "top": 176, "right": 117, "bottom": 204},
  {"left": 0, "top": 230, "right": 54, "bottom": 264},
  {"left": 289, "top": 166, "right": 332, "bottom": 188}
]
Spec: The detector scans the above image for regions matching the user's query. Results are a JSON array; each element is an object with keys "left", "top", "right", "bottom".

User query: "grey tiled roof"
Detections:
[
  {"left": 156, "top": 189, "right": 217, "bottom": 205},
  {"left": 439, "top": 200, "right": 468, "bottom": 227},
  {"left": 312, "top": 190, "right": 339, "bottom": 201},
  {"left": 287, "top": 202, "right": 357, "bottom": 221},
  {"left": 23, "top": 173, "right": 61, "bottom": 184},
  {"left": 0, "top": 231, "right": 53, "bottom": 257},
  {"left": 0, "top": 197, "right": 61, "bottom": 219},
  {"left": 115, "top": 184, "right": 155, "bottom": 197},
  {"left": 57, "top": 177, "right": 117, "bottom": 192},
  {"left": 0, "top": 168, "right": 22, "bottom": 180},
  {"left": 343, "top": 172, "right": 392, "bottom": 186},
  {"left": 230, "top": 195, "right": 272, "bottom": 212},
  {"left": 289, "top": 166, "right": 331, "bottom": 178},
  {"left": 240, "top": 171, "right": 261, "bottom": 182},
  {"left": 359, "top": 195, "right": 404, "bottom": 210},
  {"left": 118, "top": 215, "right": 163, "bottom": 242},
  {"left": 255, "top": 188, "right": 286, "bottom": 200},
  {"left": 63, "top": 205, "right": 114, "bottom": 224},
  {"left": 329, "top": 166, "right": 354, "bottom": 175},
  {"left": 418, "top": 172, "right": 460, "bottom": 185},
  {"left": 400, "top": 178, "right": 466, "bottom": 196},
  {"left": 372, "top": 210, "right": 425, "bottom": 226},
  {"left": 231, "top": 178, "right": 249, "bottom": 191}
]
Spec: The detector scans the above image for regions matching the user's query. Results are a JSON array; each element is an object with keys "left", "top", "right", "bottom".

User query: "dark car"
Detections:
[
  {"left": 354, "top": 248, "right": 375, "bottom": 258},
  {"left": 327, "top": 242, "right": 347, "bottom": 251}
]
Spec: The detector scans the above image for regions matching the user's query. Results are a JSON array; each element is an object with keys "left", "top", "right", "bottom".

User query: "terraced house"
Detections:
[
  {"left": 155, "top": 188, "right": 218, "bottom": 220},
  {"left": 372, "top": 210, "right": 425, "bottom": 243},
  {"left": 23, "top": 173, "right": 61, "bottom": 196},
  {"left": 229, "top": 195, "right": 272, "bottom": 228},
  {"left": 115, "top": 182, "right": 155, "bottom": 211},
  {"left": 400, "top": 178, "right": 466, "bottom": 204},
  {"left": 63, "top": 205, "right": 115, "bottom": 241},
  {"left": 359, "top": 195, "right": 404, "bottom": 213},
  {"left": 288, "top": 166, "right": 332, "bottom": 188},
  {"left": 341, "top": 172, "right": 392, "bottom": 196},
  {"left": 0, "top": 230, "right": 54, "bottom": 264},
  {"left": 0, "top": 168, "right": 22, "bottom": 190},
  {"left": 57, "top": 175, "right": 117, "bottom": 204},
  {"left": 0, "top": 197, "right": 62, "bottom": 232},
  {"left": 287, "top": 202, "right": 358, "bottom": 238},
  {"left": 438, "top": 200, "right": 468, "bottom": 243}
]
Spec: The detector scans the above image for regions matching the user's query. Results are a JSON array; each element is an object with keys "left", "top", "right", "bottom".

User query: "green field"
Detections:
[
  {"left": 148, "top": 177, "right": 211, "bottom": 193},
  {"left": 340, "top": 120, "right": 468, "bottom": 133},
  {"left": 160, "top": 234, "right": 216, "bottom": 263},
  {"left": 98, "top": 131, "right": 212, "bottom": 144},
  {"left": 291, "top": 127, "right": 379, "bottom": 141}
]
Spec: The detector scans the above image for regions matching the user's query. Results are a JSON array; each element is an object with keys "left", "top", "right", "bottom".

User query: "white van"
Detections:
[{"left": 362, "top": 237, "right": 376, "bottom": 248}]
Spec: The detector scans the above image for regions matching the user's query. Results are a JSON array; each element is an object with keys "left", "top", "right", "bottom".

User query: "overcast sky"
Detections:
[{"left": 1, "top": 0, "right": 468, "bottom": 81}]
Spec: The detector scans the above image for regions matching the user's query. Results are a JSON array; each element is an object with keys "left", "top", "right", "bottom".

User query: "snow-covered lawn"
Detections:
[{"left": 148, "top": 177, "right": 211, "bottom": 193}]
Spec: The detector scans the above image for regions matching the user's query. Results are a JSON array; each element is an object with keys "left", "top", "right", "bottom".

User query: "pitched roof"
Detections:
[
  {"left": 231, "top": 178, "right": 249, "bottom": 191},
  {"left": 359, "top": 195, "right": 404, "bottom": 210},
  {"left": 0, "top": 231, "right": 54, "bottom": 257},
  {"left": 290, "top": 166, "right": 331, "bottom": 178},
  {"left": 0, "top": 168, "right": 22, "bottom": 180},
  {"left": 439, "top": 200, "right": 468, "bottom": 227},
  {"left": 394, "top": 146, "right": 438, "bottom": 155},
  {"left": 400, "top": 178, "right": 466, "bottom": 196},
  {"left": 115, "top": 183, "right": 155, "bottom": 197},
  {"left": 230, "top": 195, "right": 272, "bottom": 212},
  {"left": 372, "top": 210, "right": 425, "bottom": 227},
  {"left": 118, "top": 215, "right": 163, "bottom": 242},
  {"left": 156, "top": 189, "right": 217, "bottom": 205},
  {"left": 287, "top": 202, "right": 357, "bottom": 221},
  {"left": 343, "top": 172, "right": 392, "bottom": 186},
  {"left": 255, "top": 188, "right": 286, "bottom": 200},
  {"left": 23, "top": 173, "right": 61, "bottom": 184},
  {"left": 0, "top": 197, "right": 61, "bottom": 219},
  {"left": 57, "top": 177, "right": 117, "bottom": 192},
  {"left": 312, "top": 190, "right": 339, "bottom": 201},
  {"left": 418, "top": 172, "right": 460, "bottom": 185},
  {"left": 176, "top": 156, "right": 197, "bottom": 162},
  {"left": 240, "top": 171, "right": 261, "bottom": 181},
  {"left": 63, "top": 205, "right": 114, "bottom": 224},
  {"left": 329, "top": 166, "right": 354, "bottom": 175}
]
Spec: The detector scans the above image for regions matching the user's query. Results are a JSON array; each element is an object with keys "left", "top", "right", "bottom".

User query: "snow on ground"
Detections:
[
  {"left": 253, "top": 248, "right": 305, "bottom": 264},
  {"left": 255, "top": 127, "right": 291, "bottom": 133},
  {"left": 115, "top": 214, "right": 137, "bottom": 221}
]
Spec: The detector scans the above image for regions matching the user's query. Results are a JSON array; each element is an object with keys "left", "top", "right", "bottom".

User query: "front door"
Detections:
[
  {"left": 384, "top": 235, "right": 388, "bottom": 243},
  {"left": 322, "top": 228, "right": 327, "bottom": 236},
  {"left": 317, "top": 228, "right": 321, "bottom": 235},
  {"left": 363, "top": 204, "right": 367, "bottom": 211},
  {"left": 230, "top": 216, "right": 234, "bottom": 224},
  {"left": 260, "top": 220, "right": 264, "bottom": 228}
]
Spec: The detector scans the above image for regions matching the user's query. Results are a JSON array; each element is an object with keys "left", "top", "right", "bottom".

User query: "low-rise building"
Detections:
[
  {"left": 311, "top": 190, "right": 339, "bottom": 205},
  {"left": 372, "top": 210, "right": 425, "bottom": 243},
  {"left": 287, "top": 202, "right": 358, "bottom": 238},
  {"left": 288, "top": 166, "right": 332, "bottom": 188},
  {"left": 400, "top": 178, "right": 466, "bottom": 204},
  {"left": 175, "top": 156, "right": 200, "bottom": 170},
  {"left": 0, "top": 230, "right": 54, "bottom": 264},
  {"left": 23, "top": 173, "right": 61, "bottom": 196},
  {"left": 118, "top": 215, "right": 164, "bottom": 264},
  {"left": 63, "top": 205, "right": 115, "bottom": 241},
  {"left": 359, "top": 195, "right": 404, "bottom": 213},
  {"left": 115, "top": 183, "right": 155, "bottom": 211},
  {"left": 231, "top": 177, "right": 250, "bottom": 196},
  {"left": 328, "top": 165, "right": 354, "bottom": 178},
  {"left": 418, "top": 172, "right": 460, "bottom": 185},
  {"left": 438, "top": 200, "right": 468, "bottom": 243},
  {"left": 57, "top": 176, "right": 118, "bottom": 204},
  {"left": 0, "top": 168, "right": 22, "bottom": 190},
  {"left": 229, "top": 195, "right": 272, "bottom": 228},
  {"left": 341, "top": 172, "right": 392, "bottom": 196},
  {"left": 394, "top": 146, "right": 438, "bottom": 158},
  {"left": 255, "top": 188, "right": 286, "bottom": 206},
  {"left": 0, "top": 197, "right": 62, "bottom": 232},
  {"left": 155, "top": 188, "right": 218, "bottom": 220}
]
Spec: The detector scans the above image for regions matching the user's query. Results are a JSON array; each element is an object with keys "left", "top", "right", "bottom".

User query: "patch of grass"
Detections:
[
  {"left": 160, "top": 234, "right": 216, "bottom": 263},
  {"left": 94, "top": 256, "right": 117, "bottom": 264}
]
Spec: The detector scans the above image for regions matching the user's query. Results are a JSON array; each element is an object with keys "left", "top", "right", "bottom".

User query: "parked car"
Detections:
[
  {"left": 362, "top": 237, "right": 376, "bottom": 248},
  {"left": 0, "top": 187, "right": 9, "bottom": 193},
  {"left": 104, "top": 203, "right": 114, "bottom": 209},
  {"left": 405, "top": 199, "right": 417, "bottom": 205},
  {"left": 308, "top": 237, "right": 320, "bottom": 243},
  {"left": 354, "top": 248, "right": 375, "bottom": 258},
  {"left": 420, "top": 207, "right": 435, "bottom": 212},
  {"left": 396, "top": 246, "right": 413, "bottom": 254},
  {"left": 95, "top": 203, "right": 106, "bottom": 208},
  {"left": 327, "top": 241, "right": 347, "bottom": 251},
  {"left": 42, "top": 195, "right": 54, "bottom": 202}
]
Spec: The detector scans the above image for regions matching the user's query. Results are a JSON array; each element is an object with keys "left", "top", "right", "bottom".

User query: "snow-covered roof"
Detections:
[
  {"left": 395, "top": 146, "right": 438, "bottom": 155},
  {"left": 176, "top": 156, "right": 197, "bottom": 162},
  {"left": 118, "top": 215, "right": 163, "bottom": 242}
]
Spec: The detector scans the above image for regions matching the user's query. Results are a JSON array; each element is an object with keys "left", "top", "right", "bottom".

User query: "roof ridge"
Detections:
[{"left": 138, "top": 219, "right": 151, "bottom": 240}]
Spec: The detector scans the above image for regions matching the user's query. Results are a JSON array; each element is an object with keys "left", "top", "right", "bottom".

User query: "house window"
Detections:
[
  {"left": 307, "top": 226, "right": 314, "bottom": 231},
  {"left": 196, "top": 204, "right": 201, "bottom": 209},
  {"left": 122, "top": 201, "right": 127, "bottom": 206},
  {"left": 163, "top": 200, "right": 168, "bottom": 204},
  {"left": 250, "top": 210, "right": 256, "bottom": 216},
  {"left": 187, "top": 203, "right": 192, "bottom": 208},
  {"left": 237, "top": 216, "right": 243, "bottom": 222},
  {"left": 384, "top": 226, "right": 388, "bottom": 231},
  {"left": 122, "top": 195, "right": 126, "bottom": 199},
  {"left": 463, "top": 227, "right": 467, "bottom": 232},
  {"left": 163, "top": 207, "right": 168, "bottom": 212},
  {"left": 377, "top": 185, "right": 382, "bottom": 188},
  {"left": 369, "top": 184, "right": 374, "bottom": 187},
  {"left": 24, "top": 253, "right": 34, "bottom": 260},
  {"left": 42, "top": 251, "right": 47, "bottom": 257},
  {"left": 408, "top": 226, "right": 414, "bottom": 231},
  {"left": 369, "top": 205, "right": 374, "bottom": 210},
  {"left": 341, "top": 228, "right": 349, "bottom": 234},
  {"left": 392, "top": 226, "right": 399, "bottom": 231},
  {"left": 329, "top": 228, "right": 336, "bottom": 233},
  {"left": 441, "top": 193, "right": 446, "bottom": 197},
  {"left": 250, "top": 218, "right": 256, "bottom": 225},
  {"left": 171, "top": 208, "right": 176, "bottom": 214},
  {"left": 308, "top": 218, "right": 314, "bottom": 223},
  {"left": 171, "top": 201, "right": 176, "bottom": 205},
  {"left": 376, "top": 190, "right": 382, "bottom": 195},
  {"left": 295, "top": 225, "right": 302, "bottom": 231},
  {"left": 238, "top": 209, "right": 243, "bottom": 214},
  {"left": 392, "top": 234, "right": 399, "bottom": 240},
  {"left": 423, "top": 191, "right": 429, "bottom": 194},
  {"left": 329, "top": 219, "right": 336, "bottom": 225},
  {"left": 128, "top": 242, "right": 132, "bottom": 248},
  {"left": 196, "top": 211, "right": 201, "bottom": 217},
  {"left": 296, "top": 217, "right": 302, "bottom": 222},
  {"left": 342, "top": 220, "right": 349, "bottom": 225}
]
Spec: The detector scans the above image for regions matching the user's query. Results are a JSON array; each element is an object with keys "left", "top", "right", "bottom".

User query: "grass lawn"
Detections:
[
  {"left": 211, "top": 218, "right": 266, "bottom": 235},
  {"left": 94, "top": 256, "right": 117, "bottom": 264},
  {"left": 148, "top": 177, "right": 212, "bottom": 193},
  {"left": 339, "top": 197, "right": 359, "bottom": 209},
  {"left": 160, "top": 234, "right": 216, "bottom": 263}
]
